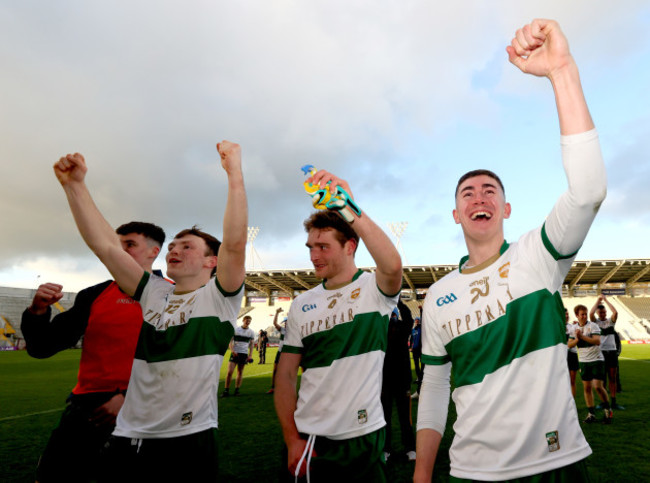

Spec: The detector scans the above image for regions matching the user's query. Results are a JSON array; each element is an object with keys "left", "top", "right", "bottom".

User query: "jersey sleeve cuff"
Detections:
[
  {"left": 215, "top": 277, "right": 244, "bottom": 298},
  {"left": 421, "top": 354, "right": 450, "bottom": 365},
  {"left": 281, "top": 345, "right": 303, "bottom": 355},
  {"left": 541, "top": 222, "right": 579, "bottom": 261}
]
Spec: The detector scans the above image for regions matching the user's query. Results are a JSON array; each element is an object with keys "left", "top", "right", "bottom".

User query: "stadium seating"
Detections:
[
  {"left": 0, "top": 286, "right": 75, "bottom": 345},
  {"left": 618, "top": 296, "right": 650, "bottom": 321}
]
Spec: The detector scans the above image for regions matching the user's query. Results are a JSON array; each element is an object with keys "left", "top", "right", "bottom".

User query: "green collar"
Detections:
[
  {"left": 322, "top": 268, "right": 364, "bottom": 290},
  {"left": 458, "top": 240, "right": 509, "bottom": 274}
]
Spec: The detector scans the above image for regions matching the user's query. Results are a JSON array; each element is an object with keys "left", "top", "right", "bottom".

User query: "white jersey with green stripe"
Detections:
[
  {"left": 573, "top": 321, "right": 604, "bottom": 362},
  {"left": 422, "top": 235, "right": 591, "bottom": 479},
  {"left": 419, "top": 128, "right": 604, "bottom": 480},
  {"left": 283, "top": 270, "right": 398, "bottom": 440},
  {"left": 113, "top": 272, "right": 244, "bottom": 439},
  {"left": 595, "top": 317, "right": 616, "bottom": 351},
  {"left": 232, "top": 326, "right": 254, "bottom": 354}
]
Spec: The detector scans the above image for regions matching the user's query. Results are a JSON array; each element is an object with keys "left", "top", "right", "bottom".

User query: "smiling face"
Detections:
[
  {"left": 306, "top": 228, "right": 355, "bottom": 283},
  {"left": 165, "top": 234, "right": 217, "bottom": 282},
  {"left": 576, "top": 308, "right": 588, "bottom": 327},
  {"left": 453, "top": 174, "right": 511, "bottom": 245}
]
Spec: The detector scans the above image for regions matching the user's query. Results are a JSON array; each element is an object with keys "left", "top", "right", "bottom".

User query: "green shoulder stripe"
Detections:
[
  {"left": 135, "top": 317, "right": 234, "bottom": 362},
  {"left": 446, "top": 289, "right": 565, "bottom": 388}
]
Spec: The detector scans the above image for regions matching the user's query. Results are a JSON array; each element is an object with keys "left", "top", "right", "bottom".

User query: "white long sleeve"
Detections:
[{"left": 416, "top": 362, "right": 451, "bottom": 435}]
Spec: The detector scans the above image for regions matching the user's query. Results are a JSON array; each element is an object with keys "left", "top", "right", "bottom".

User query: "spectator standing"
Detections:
[
  {"left": 223, "top": 315, "right": 255, "bottom": 396},
  {"left": 381, "top": 300, "right": 416, "bottom": 463}
]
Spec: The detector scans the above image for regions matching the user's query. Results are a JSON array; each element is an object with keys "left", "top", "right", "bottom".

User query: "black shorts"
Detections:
[
  {"left": 229, "top": 352, "right": 249, "bottom": 365},
  {"left": 602, "top": 350, "right": 618, "bottom": 370},
  {"left": 100, "top": 428, "right": 219, "bottom": 482},
  {"left": 36, "top": 392, "right": 117, "bottom": 483},
  {"left": 579, "top": 360, "right": 606, "bottom": 382},
  {"left": 567, "top": 351, "right": 579, "bottom": 372}
]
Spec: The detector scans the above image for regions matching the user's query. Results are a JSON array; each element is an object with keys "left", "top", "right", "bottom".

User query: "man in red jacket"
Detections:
[{"left": 21, "top": 221, "right": 165, "bottom": 483}]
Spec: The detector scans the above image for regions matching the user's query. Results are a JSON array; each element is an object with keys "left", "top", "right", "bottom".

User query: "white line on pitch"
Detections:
[
  {"left": 0, "top": 408, "right": 64, "bottom": 422},
  {"left": 620, "top": 357, "right": 650, "bottom": 364}
]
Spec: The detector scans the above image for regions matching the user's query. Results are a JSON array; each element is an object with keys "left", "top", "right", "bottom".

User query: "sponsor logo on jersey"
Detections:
[
  {"left": 440, "top": 285, "right": 513, "bottom": 341},
  {"left": 302, "top": 303, "right": 317, "bottom": 312},
  {"left": 328, "top": 299, "right": 337, "bottom": 309},
  {"left": 348, "top": 288, "right": 361, "bottom": 302},
  {"left": 545, "top": 430, "right": 560, "bottom": 452},
  {"left": 327, "top": 292, "right": 343, "bottom": 300},
  {"left": 181, "top": 412, "right": 193, "bottom": 426},
  {"left": 300, "top": 308, "right": 355, "bottom": 337},
  {"left": 116, "top": 297, "right": 137, "bottom": 304},
  {"left": 145, "top": 294, "right": 198, "bottom": 330},
  {"left": 436, "top": 293, "right": 457, "bottom": 306},
  {"left": 470, "top": 276, "right": 490, "bottom": 303},
  {"left": 357, "top": 409, "right": 368, "bottom": 424},
  {"left": 498, "top": 262, "right": 510, "bottom": 278}
]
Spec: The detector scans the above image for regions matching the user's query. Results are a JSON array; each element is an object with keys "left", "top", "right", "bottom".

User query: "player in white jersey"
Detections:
[
  {"left": 53, "top": 141, "right": 247, "bottom": 482},
  {"left": 569, "top": 305, "right": 612, "bottom": 424},
  {"left": 274, "top": 171, "right": 402, "bottom": 482},
  {"left": 590, "top": 295, "right": 624, "bottom": 410},
  {"left": 414, "top": 20, "right": 607, "bottom": 482},
  {"left": 223, "top": 315, "right": 255, "bottom": 396}
]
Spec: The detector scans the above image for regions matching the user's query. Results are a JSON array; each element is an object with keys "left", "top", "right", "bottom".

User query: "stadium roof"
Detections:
[{"left": 244, "top": 258, "right": 650, "bottom": 296}]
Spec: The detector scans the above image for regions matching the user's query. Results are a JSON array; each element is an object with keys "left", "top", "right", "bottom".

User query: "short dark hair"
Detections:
[
  {"left": 173, "top": 225, "right": 221, "bottom": 257},
  {"left": 455, "top": 169, "right": 505, "bottom": 198},
  {"left": 116, "top": 221, "right": 166, "bottom": 247},
  {"left": 597, "top": 304, "right": 606, "bottom": 310},
  {"left": 303, "top": 211, "right": 359, "bottom": 251}
]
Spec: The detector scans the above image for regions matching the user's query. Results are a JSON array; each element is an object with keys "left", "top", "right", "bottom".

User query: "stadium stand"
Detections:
[
  {"left": 618, "top": 296, "right": 650, "bottom": 321},
  {"left": 0, "top": 286, "right": 75, "bottom": 349}
]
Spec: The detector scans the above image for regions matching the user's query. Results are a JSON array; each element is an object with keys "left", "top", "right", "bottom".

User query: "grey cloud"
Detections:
[{"left": 1, "top": 0, "right": 648, "bottom": 288}]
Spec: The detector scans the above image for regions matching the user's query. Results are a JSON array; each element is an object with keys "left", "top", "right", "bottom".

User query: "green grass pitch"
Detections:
[{"left": 1, "top": 345, "right": 649, "bottom": 482}]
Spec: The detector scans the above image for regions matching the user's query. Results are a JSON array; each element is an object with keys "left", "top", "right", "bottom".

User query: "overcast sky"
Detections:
[{"left": 1, "top": 1, "right": 649, "bottom": 293}]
